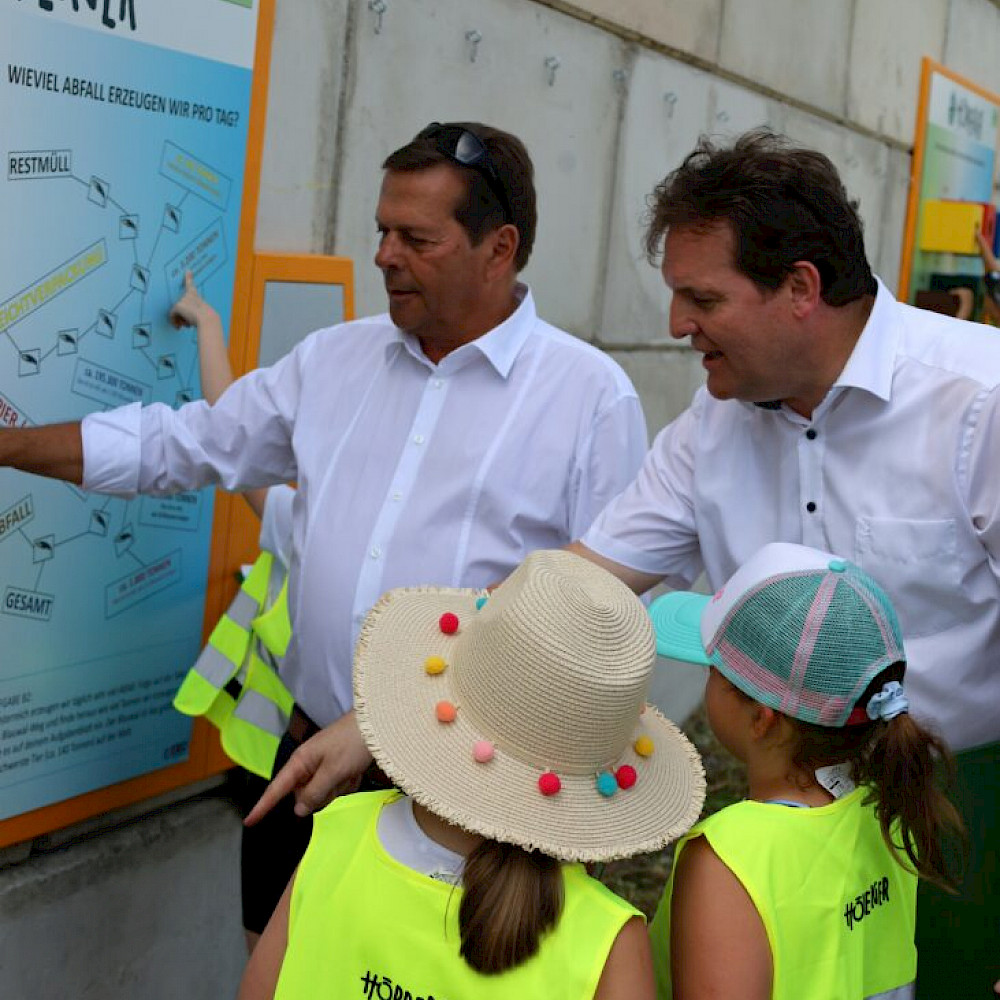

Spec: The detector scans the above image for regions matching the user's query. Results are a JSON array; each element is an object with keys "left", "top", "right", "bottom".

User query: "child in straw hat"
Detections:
[
  {"left": 648, "top": 542, "right": 964, "bottom": 1000},
  {"left": 239, "top": 549, "right": 705, "bottom": 999}
]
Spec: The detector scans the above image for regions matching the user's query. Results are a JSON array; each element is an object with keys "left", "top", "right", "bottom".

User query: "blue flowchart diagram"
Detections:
[{"left": 1, "top": 8, "right": 253, "bottom": 818}]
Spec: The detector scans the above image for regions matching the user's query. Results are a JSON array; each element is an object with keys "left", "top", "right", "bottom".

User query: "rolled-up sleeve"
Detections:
[
  {"left": 81, "top": 340, "right": 307, "bottom": 498},
  {"left": 962, "top": 384, "right": 1000, "bottom": 574},
  {"left": 81, "top": 402, "right": 143, "bottom": 496},
  {"left": 582, "top": 391, "right": 704, "bottom": 587}
]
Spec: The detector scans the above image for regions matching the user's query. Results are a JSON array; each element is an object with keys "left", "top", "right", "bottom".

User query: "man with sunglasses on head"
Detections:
[{"left": 0, "top": 122, "right": 647, "bottom": 944}]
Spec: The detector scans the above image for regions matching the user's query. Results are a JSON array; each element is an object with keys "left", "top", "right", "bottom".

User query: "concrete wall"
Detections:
[
  {"left": 257, "top": 0, "right": 1000, "bottom": 427},
  {"left": 0, "top": 780, "right": 246, "bottom": 1000},
  {"left": 5, "top": 1, "right": 1000, "bottom": 996}
]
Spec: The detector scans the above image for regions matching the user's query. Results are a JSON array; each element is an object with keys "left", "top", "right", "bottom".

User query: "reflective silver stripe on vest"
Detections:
[
  {"left": 228, "top": 588, "right": 260, "bottom": 630},
  {"left": 867, "top": 983, "right": 914, "bottom": 1000},
  {"left": 194, "top": 643, "right": 241, "bottom": 687},
  {"left": 233, "top": 688, "right": 289, "bottom": 737}
]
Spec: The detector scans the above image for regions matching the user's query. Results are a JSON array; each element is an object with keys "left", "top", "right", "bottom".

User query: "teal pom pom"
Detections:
[
  {"left": 596, "top": 771, "right": 617, "bottom": 797},
  {"left": 475, "top": 596, "right": 488, "bottom": 610}
]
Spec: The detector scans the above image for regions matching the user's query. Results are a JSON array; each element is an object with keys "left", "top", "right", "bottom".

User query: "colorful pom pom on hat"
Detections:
[{"left": 353, "top": 549, "right": 706, "bottom": 863}]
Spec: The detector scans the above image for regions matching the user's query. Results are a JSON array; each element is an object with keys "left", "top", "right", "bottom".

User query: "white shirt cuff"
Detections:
[
  {"left": 81, "top": 402, "right": 142, "bottom": 496},
  {"left": 580, "top": 525, "right": 664, "bottom": 575}
]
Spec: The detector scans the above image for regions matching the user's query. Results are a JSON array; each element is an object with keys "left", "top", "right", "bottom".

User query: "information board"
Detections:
[
  {"left": 899, "top": 59, "right": 1000, "bottom": 304},
  {"left": 0, "top": 0, "right": 272, "bottom": 832}
]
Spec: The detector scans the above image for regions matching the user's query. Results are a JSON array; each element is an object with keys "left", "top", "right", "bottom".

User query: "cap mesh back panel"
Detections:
[{"left": 714, "top": 568, "right": 904, "bottom": 725}]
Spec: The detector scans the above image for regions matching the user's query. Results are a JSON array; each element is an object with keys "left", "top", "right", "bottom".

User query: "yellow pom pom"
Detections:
[
  {"left": 634, "top": 735, "right": 655, "bottom": 757},
  {"left": 424, "top": 656, "right": 447, "bottom": 676}
]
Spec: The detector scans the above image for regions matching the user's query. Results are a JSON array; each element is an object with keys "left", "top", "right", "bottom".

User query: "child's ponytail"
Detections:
[
  {"left": 788, "top": 664, "right": 966, "bottom": 891},
  {"left": 458, "top": 839, "right": 563, "bottom": 974},
  {"left": 855, "top": 707, "right": 965, "bottom": 891}
]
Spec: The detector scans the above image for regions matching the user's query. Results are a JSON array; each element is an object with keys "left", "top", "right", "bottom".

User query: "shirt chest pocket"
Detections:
[{"left": 854, "top": 517, "right": 962, "bottom": 638}]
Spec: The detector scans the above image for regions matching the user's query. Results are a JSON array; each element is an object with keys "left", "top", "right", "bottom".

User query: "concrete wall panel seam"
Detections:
[
  {"left": 325, "top": 0, "right": 360, "bottom": 256},
  {"left": 844, "top": 0, "right": 858, "bottom": 118},
  {"left": 594, "top": 340, "right": 688, "bottom": 352},
  {"left": 528, "top": 0, "right": 911, "bottom": 151},
  {"left": 592, "top": 45, "right": 637, "bottom": 343},
  {"left": 715, "top": 0, "right": 727, "bottom": 65}
]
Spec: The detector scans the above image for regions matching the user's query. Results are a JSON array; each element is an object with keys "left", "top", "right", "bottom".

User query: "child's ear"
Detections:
[{"left": 750, "top": 704, "right": 781, "bottom": 740}]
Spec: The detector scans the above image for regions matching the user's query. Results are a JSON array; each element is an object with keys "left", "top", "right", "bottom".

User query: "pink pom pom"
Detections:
[{"left": 472, "top": 740, "right": 495, "bottom": 763}]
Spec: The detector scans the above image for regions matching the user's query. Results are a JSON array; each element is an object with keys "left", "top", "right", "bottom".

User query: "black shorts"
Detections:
[
  {"left": 239, "top": 730, "right": 313, "bottom": 935},
  {"left": 238, "top": 724, "right": 394, "bottom": 934}
]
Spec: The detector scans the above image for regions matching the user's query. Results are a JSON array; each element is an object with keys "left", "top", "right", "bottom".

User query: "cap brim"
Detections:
[{"left": 649, "top": 592, "right": 712, "bottom": 665}]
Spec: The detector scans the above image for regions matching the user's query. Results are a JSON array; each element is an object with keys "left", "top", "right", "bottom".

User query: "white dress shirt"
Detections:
[
  {"left": 584, "top": 278, "right": 1000, "bottom": 751},
  {"left": 83, "top": 286, "right": 646, "bottom": 725}
]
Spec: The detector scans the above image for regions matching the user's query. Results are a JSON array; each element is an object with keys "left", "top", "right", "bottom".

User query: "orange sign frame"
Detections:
[
  {"left": 200, "top": 252, "right": 356, "bottom": 774},
  {"left": 898, "top": 58, "right": 1000, "bottom": 303}
]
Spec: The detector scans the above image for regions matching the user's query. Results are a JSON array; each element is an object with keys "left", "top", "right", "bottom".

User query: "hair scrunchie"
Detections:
[{"left": 866, "top": 680, "right": 909, "bottom": 722}]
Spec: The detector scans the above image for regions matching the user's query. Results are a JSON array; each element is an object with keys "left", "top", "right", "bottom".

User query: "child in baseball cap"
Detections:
[{"left": 647, "top": 542, "right": 963, "bottom": 1000}]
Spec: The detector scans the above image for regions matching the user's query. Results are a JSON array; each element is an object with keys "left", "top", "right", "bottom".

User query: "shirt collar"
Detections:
[
  {"left": 386, "top": 283, "right": 536, "bottom": 378},
  {"left": 830, "top": 276, "right": 897, "bottom": 402}
]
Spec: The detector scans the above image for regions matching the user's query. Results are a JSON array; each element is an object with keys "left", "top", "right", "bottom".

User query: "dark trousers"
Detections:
[
  {"left": 914, "top": 740, "right": 999, "bottom": 998},
  {"left": 239, "top": 730, "right": 313, "bottom": 934}
]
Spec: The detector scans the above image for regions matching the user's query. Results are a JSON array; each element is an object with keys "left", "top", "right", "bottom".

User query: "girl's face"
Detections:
[{"left": 704, "top": 666, "right": 754, "bottom": 761}]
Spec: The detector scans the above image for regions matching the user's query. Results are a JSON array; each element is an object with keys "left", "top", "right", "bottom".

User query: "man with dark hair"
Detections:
[
  {"left": 572, "top": 129, "right": 999, "bottom": 999},
  {"left": 0, "top": 121, "right": 646, "bottom": 942},
  {"left": 384, "top": 122, "right": 537, "bottom": 272}
]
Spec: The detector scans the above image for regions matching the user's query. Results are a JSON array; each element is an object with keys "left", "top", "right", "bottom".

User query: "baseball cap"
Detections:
[{"left": 649, "top": 543, "right": 906, "bottom": 727}]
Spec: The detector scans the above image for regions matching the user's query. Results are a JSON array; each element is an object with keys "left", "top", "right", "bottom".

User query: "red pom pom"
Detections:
[
  {"left": 615, "top": 765, "right": 638, "bottom": 790},
  {"left": 538, "top": 772, "right": 561, "bottom": 796},
  {"left": 439, "top": 612, "right": 459, "bottom": 635}
]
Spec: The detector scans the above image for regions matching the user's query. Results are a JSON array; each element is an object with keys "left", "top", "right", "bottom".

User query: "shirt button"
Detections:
[
  {"left": 805, "top": 428, "right": 817, "bottom": 440},
  {"left": 806, "top": 502, "right": 817, "bottom": 513},
  {"left": 391, "top": 492, "right": 402, "bottom": 502},
  {"left": 370, "top": 546, "right": 382, "bottom": 559},
  {"left": 413, "top": 434, "right": 425, "bottom": 445},
  {"left": 433, "top": 379, "right": 444, "bottom": 389}
]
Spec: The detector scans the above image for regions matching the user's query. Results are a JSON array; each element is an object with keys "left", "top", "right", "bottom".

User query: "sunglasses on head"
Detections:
[{"left": 419, "top": 122, "right": 514, "bottom": 225}]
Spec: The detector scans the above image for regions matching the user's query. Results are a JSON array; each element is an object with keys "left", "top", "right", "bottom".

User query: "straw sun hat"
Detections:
[{"left": 354, "top": 549, "right": 705, "bottom": 862}]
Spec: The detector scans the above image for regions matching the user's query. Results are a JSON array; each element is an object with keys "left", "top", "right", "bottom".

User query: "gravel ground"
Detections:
[{"left": 596, "top": 703, "right": 748, "bottom": 918}]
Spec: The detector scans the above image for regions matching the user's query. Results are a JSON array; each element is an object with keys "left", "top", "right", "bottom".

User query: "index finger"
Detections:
[{"left": 244, "top": 752, "right": 313, "bottom": 827}]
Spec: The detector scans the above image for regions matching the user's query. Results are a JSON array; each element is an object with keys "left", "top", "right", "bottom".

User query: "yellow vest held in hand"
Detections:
[{"left": 174, "top": 552, "right": 293, "bottom": 778}]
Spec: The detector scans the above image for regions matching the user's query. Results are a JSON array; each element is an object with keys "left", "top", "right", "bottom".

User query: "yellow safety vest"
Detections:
[
  {"left": 651, "top": 787, "right": 917, "bottom": 1000},
  {"left": 276, "top": 790, "right": 641, "bottom": 1000},
  {"left": 174, "top": 552, "right": 294, "bottom": 778}
]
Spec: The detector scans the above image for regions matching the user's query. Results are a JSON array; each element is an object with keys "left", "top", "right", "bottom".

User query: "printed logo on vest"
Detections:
[
  {"left": 843, "top": 876, "right": 890, "bottom": 930},
  {"left": 361, "top": 969, "right": 438, "bottom": 1000}
]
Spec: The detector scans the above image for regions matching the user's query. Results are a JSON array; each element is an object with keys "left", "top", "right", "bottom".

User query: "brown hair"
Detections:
[
  {"left": 458, "top": 839, "right": 563, "bottom": 974},
  {"left": 786, "top": 664, "right": 966, "bottom": 891},
  {"left": 383, "top": 122, "right": 537, "bottom": 272},
  {"left": 644, "top": 128, "right": 877, "bottom": 307}
]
